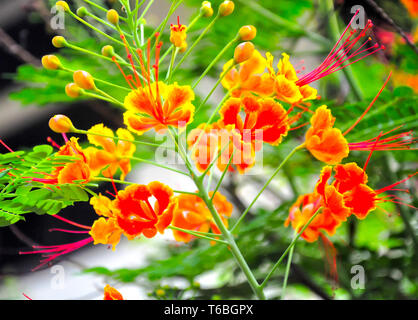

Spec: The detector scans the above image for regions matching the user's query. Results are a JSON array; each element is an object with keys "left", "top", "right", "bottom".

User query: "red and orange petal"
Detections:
[
  {"left": 89, "top": 217, "right": 122, "bottom": 250},
  {"left": 57, "top": 160, "right": 91, "bottom": 184},
  {"left": 123, "top": 81, "right": 195, "bottom": 135},
  {"left": 104, "top": 285, "right": 124, "bottom": 300},
  {"left": 172, "top": 191, "right": 232, "bottom": 243},
  {"left": 285, "top": 193, "right": 341, "bottom": 242},
  {"left": 305, "top": 105, "right": 349, "bottom": 164},
  {"left": 90, "top": 194, "right": 119, "bottom": 217},
  {"left": 343, "top": 184, "right": 377, "bottom": 219},
  {"left": 333, "top": 162, "right": 368, "bottom": 194},
  {"left": 221, "top": 50, "right": 274, "bottom": 98},
  {"left": 114, "top": 182, "right": 176, "bottom": 239}
]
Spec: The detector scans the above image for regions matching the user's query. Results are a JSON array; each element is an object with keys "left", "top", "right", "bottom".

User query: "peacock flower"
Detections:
[
  {"left": 110, "top": 34, "right": 195, "bottom": 135},
  {"left": 266, "top": 52, "right": 317, "bottom": 105},
  {"left": 285, "top": 162, "right": 417, "bottom": 241},
  {"left": 285, "top": 193, "right": 342, "bottom": 242},
  {"left": 33, "top": 136, "right": 91, "bottom": 185},
  {"left": 104, "top": 285, "right": 124, "bottom": 300},
  {"left": 221, "top": 49, "right": 274, "bottom": 98},
  {"left": 170, "top": 17, "right": 187, "bottom": 48},
  {"left": 304, "top": 105, "right": 349, "bottom": 165},
  {"left": 188, "top": 95, "right": 292, "bottom": 174},
  {"left": 85, "top": 124, "right": 136, "bottom": 180},
  {"left": 113, "top": 182, "right": 177, "bottom": 239},
  {"left": 304, "top": 104, "right": 415, "bottom": 165},
  {"left": 172, "top": 191, "right": 233, "bottom": 243}
]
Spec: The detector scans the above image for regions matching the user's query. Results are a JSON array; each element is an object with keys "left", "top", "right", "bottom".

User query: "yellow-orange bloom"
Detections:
[
  {"left": 85, "top": 124, "right": 136, "bottom": 180},
  {"left": 266, "top": 52, "right": 317, "bottom": 105},
  {"left": 188, "top": 95, "right": 291, "bottom": 174},
  {"left": 305, "top": 105, "right": 349, "bottom": 164},
  {"left": 221, "top": 50, "right": 274, "bottom": 98},
  {"left": 170, "top": 18, "right": 187, "bottom": 48},
  {"left": 172, "top": 192, "right": 232, "bottom": 243},
  {"left": 113, "top": 182, "right": 177, "bottom": 239},
  {"left": 401, "top": 0, "right": 418, "bottom": 17},
  {"left": 124, "top": 81, "right": 195, "bottom": 135},
  {"left": 104, "top": 285, "right": 124, "bottom": 300}
]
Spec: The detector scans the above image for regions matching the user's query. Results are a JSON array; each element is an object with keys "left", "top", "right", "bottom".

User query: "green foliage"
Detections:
[{"left": 0, "top": 145, "right": 90, "bottom": 226}]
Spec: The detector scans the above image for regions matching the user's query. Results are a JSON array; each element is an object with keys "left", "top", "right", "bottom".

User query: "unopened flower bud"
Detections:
[
  {"left": 41, "top": 55, "right": 61, "bottom": 70},
  {"left": 234, "top": 41, "right": 254, "bottom": 63},
  {"left": 238, "top": 25, "right": 256, "bottom": 41},
  {"left": 101, "top": 45, "right": 115, "bottom": 57},
  {"left": 65, "top": 83, "right": 82, "bottom": 98},
  {"left": 73, "top": 70, "right": 96, "bottom": 90},
  {"left": 55, "top": 1, "right": 70, "bottom": 12},
  {"left": 107, "top": 9, "right": 119, "bottom": 25},
  {"left": 200, "top": 1, "right": 213, "bottom": 17},
  {"left": 219, "top": 1, "right": 234, "bottom": 17},
  {"left": 77, "top": 6, "right": 88, "bottom": 17},
  {"left": 52, "top": 36, "right": 68, "bottom": 48},
  {"left": 49, "top": 115, "right": 75, "bottom": 133}
]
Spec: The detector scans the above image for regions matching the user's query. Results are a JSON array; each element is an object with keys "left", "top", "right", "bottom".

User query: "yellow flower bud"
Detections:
[
  {"left": 49, "top": 115, "right": 75, "bottom": 133},
  {"left": 77, "top": 7, "right": 88, "bottom": 17},
  {"left": 200, "top": 1, "right": 213, "bottom": 17},
  {"left": 234, "top": 41, "right": 254, "bottom": 63},
  {"left": 107, "top": 9, "right": 119, "bottom": 25},
  {"left": 55, "top": 1, "right": 70, "bottom": 12},
  {"left": 52, "top": 36, "right": 68, "bottom": 48},
  {"left": 219, "top": 0, "right": 234, "bottom": 17},
  {"left": 170, "top": 23, "right": 187, "bottom": 48},
  {"left": 65, "top": 83, "right": 82, "bottom": 98},
  {"left": 41, "top": 55, "right": 61, "bottom": 70},
  {"left": 101, "top": 45, "right": 115, "bottom": 57},
  {"left": 73, "top": 70, "right": 96, "bottom": 90},
  {"left": 238, "top": 25, "right": 256, "bottom": 41}
]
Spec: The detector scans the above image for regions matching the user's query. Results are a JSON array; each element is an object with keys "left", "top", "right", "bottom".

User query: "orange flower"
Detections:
[
  {"left": 89, "top": 194, "right": 122, "bottom": 250},
  {"left": 104, "top": 285, "right": 124, "bottom": 300},
  {"left": 123, "top": 81, "right": 195, "bottom": 135},
  {"left": 109, "top": 33, "right": 195, "bottom": 135},
  {"left": 188, "top": 95, "right": 291, "bottom": 174},
  {"left": 266, "top": 52, "right": 317, "bottom": 105},
  {"left": 85, "top": 124, "right": 136, "bottom": 180},
  {"left": 113, "top": 182, "right": 177, "bottom": 239},
  {"left": 305, "top": 102, "right": 415, "bottom": 165},
  {"left": 285, "top": 193, "right": 341, "bottom": 242},
  {"left": 33, "top": 137, "right": 91, "bottom": 185},
  {"left": 172, "top": 192, "right": 233, "bottom": 243},
  {"left": 221, "top": 50, "right": 274, "bottom": 98},
  {"left": 305, "top": 105, "right": 349, "bottom": 165}
]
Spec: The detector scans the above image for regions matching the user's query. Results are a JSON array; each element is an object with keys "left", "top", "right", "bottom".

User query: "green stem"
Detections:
[
  {"left": 74, "top": 129, "right": 166, "bottom": 149},
  {"left": 129, "top": 156, "right": 189, "bottom": 176},
  {"left": 260, "top": 207, "right": 321, "bottom": 289},
  {"left": 83, "top": 92, "right": 124, "bottom": 108},
  {"left": 192, "top": 35, "right": 239, "bottom": 89},
  {"left": 231, "top": 143, "right": 304, "bottom": 233},
  {"left": 168, "top": 226, "right": 227, "bottom": 244},
  {"left": 210, "top": 150, "right": 235, "bottom": 201},
  {"left": 280, "top": 243, "right": 295, "bottom": 299}
]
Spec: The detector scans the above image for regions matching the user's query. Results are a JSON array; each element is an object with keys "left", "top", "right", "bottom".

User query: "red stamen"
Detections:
[
  {"left": 296, "top": 13, "right": 383, "bottom": 87},
  {"left": 363, "top": 131, "right": 382, "bottom": 171},
  {"left": 376, "top": 172, "right": 417, "bottom": 195},
  {"left": 47, "top": 137, "right": 61, "bottom": 149},
  {"left": 111, "top": 56, "right": 135, "bottom": 90},
  {"left": 343, "top": 72, "right": 392, "bottom": 136}
]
